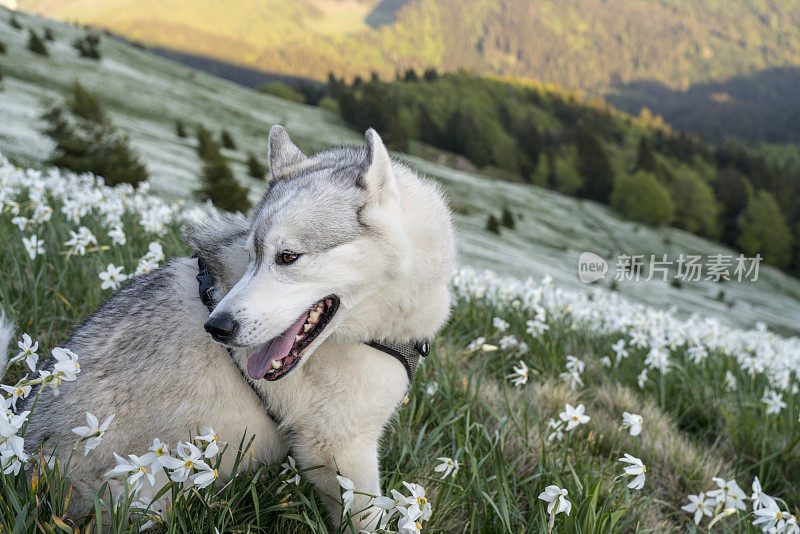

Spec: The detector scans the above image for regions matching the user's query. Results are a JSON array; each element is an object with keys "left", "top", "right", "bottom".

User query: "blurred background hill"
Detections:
[{"left": 15, "top": 0, "right": 800, "bottom": 143}]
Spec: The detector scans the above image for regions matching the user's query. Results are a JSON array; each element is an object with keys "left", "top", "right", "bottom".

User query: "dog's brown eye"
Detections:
[{"left": 277, "top": 251, "right": 300, "bottom": 264}]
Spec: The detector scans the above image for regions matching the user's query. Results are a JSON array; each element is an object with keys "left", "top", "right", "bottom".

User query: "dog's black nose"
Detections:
[{"left": 204, "top": 314, "right": 238, "bottom": 343}]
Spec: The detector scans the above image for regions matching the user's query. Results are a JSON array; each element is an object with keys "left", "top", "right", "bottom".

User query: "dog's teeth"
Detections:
[
  {"left": 303, "top": 323, "right": 313, "bottom": 332},
  {"left": 272, "top": 359, "right": 282, "bottom": 369},
  {"left": 308, "top": 310, "right": 320, "bottom": 323},
  {"left": 295, "top": 334, "right": 303, "bottom": 342}
]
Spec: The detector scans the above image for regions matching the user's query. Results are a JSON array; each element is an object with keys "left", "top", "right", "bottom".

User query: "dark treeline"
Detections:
[
  {"left": 41, "top": 82, "right": 147, "bottom": 187},
  {"left": 312, "top": 71, "right": 800, "bottom": 273}
]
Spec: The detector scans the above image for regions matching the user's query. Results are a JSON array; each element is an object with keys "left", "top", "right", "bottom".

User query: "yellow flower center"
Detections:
[
  {"left": 156, "top": 448, "right": 165, "bottom": 455},
  {"left": 213, "top": 469, "right": 219, "bottom": 478},
  {"left": 138, "top": 467, "right": 146, "bottom": 474},
  {"left": 642, "top": 465, "right": 646, "bottom": 473},
  {"left": 415, "top": 521, "right": 423, "bottom": 529},
  {"left": 185, "top": 460, "right": 194, "bottom": 469},
  {"left": 777, "top": 512, "right": 783, "bottom": 520},
  {"left": 417, "top": 496, "right": 427, "bottom": 506},
  {"left": 15, "top": 388, "right": 23, "bottom": 396}
]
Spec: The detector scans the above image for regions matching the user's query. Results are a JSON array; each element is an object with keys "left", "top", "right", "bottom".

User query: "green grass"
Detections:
[{"left": 1, "top": 161, "right": 798, "bottom": 533}]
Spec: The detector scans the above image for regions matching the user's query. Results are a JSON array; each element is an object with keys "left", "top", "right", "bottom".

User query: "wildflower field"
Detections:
[{"left": 1, "top": 153, "right": 799, "bottom": 533}]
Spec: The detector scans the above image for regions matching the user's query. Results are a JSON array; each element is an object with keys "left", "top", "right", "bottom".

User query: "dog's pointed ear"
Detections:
[
  {"left": 362, "top": 129, "right": 399, "bottom": 205},
  {"left": 268, "top": 125, "right": 306, "bottom": 183}
]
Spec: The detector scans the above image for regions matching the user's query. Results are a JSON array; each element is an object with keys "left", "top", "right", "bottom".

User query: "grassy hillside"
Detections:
[
  {"left": 1, "top": 6, "right": 800, "bottom": 337},
  {"left": 0, "top": 9, "right": 799, "bottom": 533},
  {"left": 2, "top": 144, "right": 799, "bottom": 533}
]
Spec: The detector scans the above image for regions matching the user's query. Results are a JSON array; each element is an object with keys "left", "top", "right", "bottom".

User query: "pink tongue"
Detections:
[{"left": 246, "top": 311, "right": 310, "bottom": 380}]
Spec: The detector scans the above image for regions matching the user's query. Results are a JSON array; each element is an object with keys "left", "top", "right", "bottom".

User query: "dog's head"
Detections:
[{"left": 204, "top": 126, "right": 450, "bottom": 381}]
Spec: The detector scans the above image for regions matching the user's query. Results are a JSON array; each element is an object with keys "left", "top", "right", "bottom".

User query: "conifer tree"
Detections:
[{"left": 27, "top": 30, "right": 48, "bottom": 56}]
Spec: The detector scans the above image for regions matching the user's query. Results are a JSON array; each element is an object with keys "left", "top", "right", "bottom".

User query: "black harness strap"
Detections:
[
  {"left": 193, "top": 255, "right": 430, "bottom": 422},
  {"left": 366, "top": 339, "right": 430, "bottom": 382}
]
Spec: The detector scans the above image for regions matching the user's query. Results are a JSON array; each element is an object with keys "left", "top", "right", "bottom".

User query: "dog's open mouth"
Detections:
[{"left": 246, "top": 296, "right": 339, "bottom": 381}]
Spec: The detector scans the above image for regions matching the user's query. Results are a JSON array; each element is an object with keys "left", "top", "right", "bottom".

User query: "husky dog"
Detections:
[{"left": 15, "top": 127, "right": 455, "bottom": 528}]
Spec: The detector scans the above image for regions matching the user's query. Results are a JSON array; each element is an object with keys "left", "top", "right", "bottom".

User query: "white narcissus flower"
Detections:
[
  {"left": 493, "top": 317, "right": 509, "bottom": 332},
  {"left": 681, "top": 492, "right": 713, "bottom": 525},
  {"left": 373, "top": 488, "right": 406, "bottom": 524},
  {"left": 618, "top": 453, "right": 646, "bottom": 490},
  {"left": 149, "top": 438, "right": 171, "bottom": 468},
  {"left": 538, "top": 485, "right": 571, "bottom": 517},
  {"left": 397, "top": 504, "right": 423, "bottom": 534},
  {"left": 466, "top": 337, "right": 486, "bottom": 351},
  {"left": 526, "top": 318, "right": 550, "bottom": 337},
  {"left": 105, "top": 452, "right": 156, "bottom": 492},
  {"left": 707, "top": 477, "right": 748, "bottom": 511},
  {"left": 434, "top": 457, "right": 459, "bottom": 479},
  {"left": 1, "top": 384, "right": 31, "bottom": 410},
  {"left": 784, "top": 515, "right": 800, "bottom": 534},
  {"left": 64, "top": 226, "right": 97, "bottom": 255},
  {"left": 196, "top": 426, "right": 223, "bottom": 458},
  {"left": 99, "top": 263, "right": 128, "bottom": 291},
  {"left": 398, "top": 481, "right": 432, "bottom": 523},
  {"left": 0, "top": 410, "right": 30, "bottom": 438},
  {"left": 337, "top": 475, "right": 355, "bottom": 517},
  {"left": 559, "top": 403, "right": 590, "bottom": 431},
  {"left": 425, "top": 381, "right": 438, "bottom": 397},
  {"left": 135, "top": 258, "right": 159, "bottom": 275},
  {"left": 621, "top": 412, "right": 643, "bottom": 436},
  {"left": 559, "top": 369, "right": 583, "bottom": 390},
  {"left": 761, "top": 389, "right": 786, "bottom": 415},
  {"left": 280, "top": 455, "right": 301, "bottom": 486},
  {"left": 10, "top": 333, "right": 39, "bottom": 372},
  {"left": 108, "top": 225, "right": 126, "bottom": 246},
  {"left": 161, "top": 442, "right": 208, "bottom": 483},
  {"left": 499, "top": 335, "right": 518, "bottom": 350},
  {"left": 546, "top": 418, "right": 564, "bottom": 442},
  {"left": 22, "top": 234, "right": 45, "bottom": 260},
  {"left": 11, "top": 216, "right": 28, "bottom": 230},
  {"left": 750, "top": 476, "right": 770, "bottom": 511},
  {"left": 637, "top": 368, "right": 648, "bottom": 389},
  {"left": 611, "top": 338, "right": 628, "bottom": 362},
  {"left": 71, "top": 412, "right": 115, "bottom": 456},
  {"left": 190, "top": 462, "right": 219, "bottom": 488},
  {"left": 506, "top": 360, "right": 529, "bottom": 387},
  {"left": 143, "top": 242, "right": 164, "bottom": 263},
  {"left": 0, "top": 435, "right": 29, "bottom": 475},
  {"left": 51, "top": 347, "right": 81, "bottom": 381},
  {"left": 752, "top": 494, "right": 789, "bottom": 531}
]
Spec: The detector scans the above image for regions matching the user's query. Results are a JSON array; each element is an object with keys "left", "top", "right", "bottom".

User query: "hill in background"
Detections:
[
  {"left": 2, "top": 6, "right": 800, "bottom": 334},
  {"left": 15, "top": 0, "right": 800, "bottom": 143}
]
